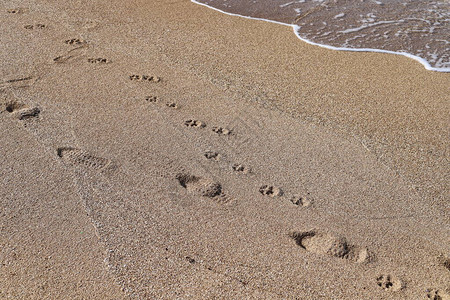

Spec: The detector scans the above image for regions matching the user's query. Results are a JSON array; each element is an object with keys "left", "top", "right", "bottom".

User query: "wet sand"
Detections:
[{"left": 0, "top": 0, "right": 449, "bottom": 299}]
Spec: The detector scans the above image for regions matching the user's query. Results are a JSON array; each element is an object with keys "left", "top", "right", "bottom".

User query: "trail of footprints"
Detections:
[
  {"left": 55, "top": 39, "right": 111, "bottom": 65},
  {"left": 4, "top": 20, "right": 442, "bottom": 296},
  {"left": 145, "top": 94, "right": 439, "bottom": 296},
  {"left": 141, "top": 92, "right": 316, "bottom": 210},
  {"left": 144, "top": 95, "right": 179, "bottom": 109}
]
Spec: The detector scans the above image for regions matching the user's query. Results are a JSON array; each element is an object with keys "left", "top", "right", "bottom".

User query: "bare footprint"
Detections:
[
  {"left": 259, "top": 185, "right": 283, "bottom": 197},
  {"left": 24, "top": 24, "right": 46, "bottom": 30},
  {"left": 184, "top": 119, "right": 205, "bottom": 128},
  {"left": 65, "top": 38, "right": 86, "bottom": 45},
  {"left": 57, "top": 147, "right": 113, "bottom": 171},
  {"left": 376, "top": 274, "right": 404, "bottom": 292},
  {"left": 426, "top": 289, "right": 450, "bottom": 300},
  {"left": 87, "top": 58, "right": 111, "bottom": 64},
  {"left": 176, "top": 173, "right": 222, "bottom": 198},
  {"left": 232, "top": 163, "right": 251, "bottom": 174},
  {"left": 204, "top": 151, "right": 221, "bottom": 161},
  {"left": 212, "top": 126, "right": 231, "bottom": 135},
  {"left": 290, "top": 230, "right": 372, "bottom": 263},
  {"left": 129, "top": 75, "right": 160, "bottom": 82}
]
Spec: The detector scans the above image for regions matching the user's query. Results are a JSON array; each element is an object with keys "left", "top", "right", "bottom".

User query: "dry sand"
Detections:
[{"left": 0, "top": 0, "right": 449, "bottom": 299}]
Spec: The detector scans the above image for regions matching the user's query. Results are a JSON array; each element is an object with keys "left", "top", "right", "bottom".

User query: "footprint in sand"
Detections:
[
  {"left": 24, "top": 24, "right": 46, "bottom": 30},
  {"left": 176, "top": 173, "right": 222, "bottom": 198},
  {"left": 65, "top": 38, "right": 86, "bottom": 45},
  {"left": 204, "top": 151, "right": 221, "bottom": 161},
  {"left": 145, "top": 96, "right": 158, "bottom": 103},
  {"left": 376, "top": 274, "right": 404, "bottom": 292},
  {"left": 3, "top": 100, "right": 40, "bottom": 120},
  {"left": 165, "top": 102, "right": 178, "bottom": 109},
  {"left": 290, "top": 194, "right": 313, "bottom": 207},
  {"left": 87, "top": 58, "right": 111, "bottom": 64},
  {"left": 57, "top": 147, "right": 113, "bottom": 171},
  {"left": 259, "top": 185, "right": 283, "bottom": 197},
  {"left": 129, "top": 75, "right": 160, "bottom": 82},
  {"left": 176, "top": 173, "right": 232, "bottom": 204},
  {"left": 232, "top": 163, "right": 251, "bottom": 174},
  {"left": 438, "top": 255, "right": 450, "bottom": 271},
  {"left": 184, "top": 119, "right": 206, "bottom": 128},
  {"left": 7, "top": 8, "right": 25, "bottom": 14},
  {"left": 290, "top": 230, "right": 372, "bottom": 263},
  {"left": 212, "top": 126, "right": 232, "bottom": 136},
  {"left": 53, "top": 46, "right": 86, "bottom": 64},
  {"left": 426, "top": 289, "right": 450, "bottom": 300}
]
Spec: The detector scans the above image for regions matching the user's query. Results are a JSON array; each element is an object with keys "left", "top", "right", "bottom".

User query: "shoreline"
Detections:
[{"left": 191, "top": 0, "right": 450, "bottom": 73}]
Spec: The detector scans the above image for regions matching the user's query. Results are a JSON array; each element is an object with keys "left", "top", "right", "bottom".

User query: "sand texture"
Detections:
[{"left": 1, "top": 0, "right": 449, "bottom": 299}]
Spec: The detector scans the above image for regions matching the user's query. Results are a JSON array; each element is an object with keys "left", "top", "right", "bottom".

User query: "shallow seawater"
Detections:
[{"left": 193, "top": 0, "right": 450, "bottom": 72}]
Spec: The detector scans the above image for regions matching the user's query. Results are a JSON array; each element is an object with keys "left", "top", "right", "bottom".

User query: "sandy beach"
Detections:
[{"left": 1, "top": 0, "right": 449, "bottom": 299}]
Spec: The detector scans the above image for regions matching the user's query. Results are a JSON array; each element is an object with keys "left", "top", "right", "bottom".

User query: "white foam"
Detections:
[{"left": 191, "top": 0, "right": 450, "bottom": 72}]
